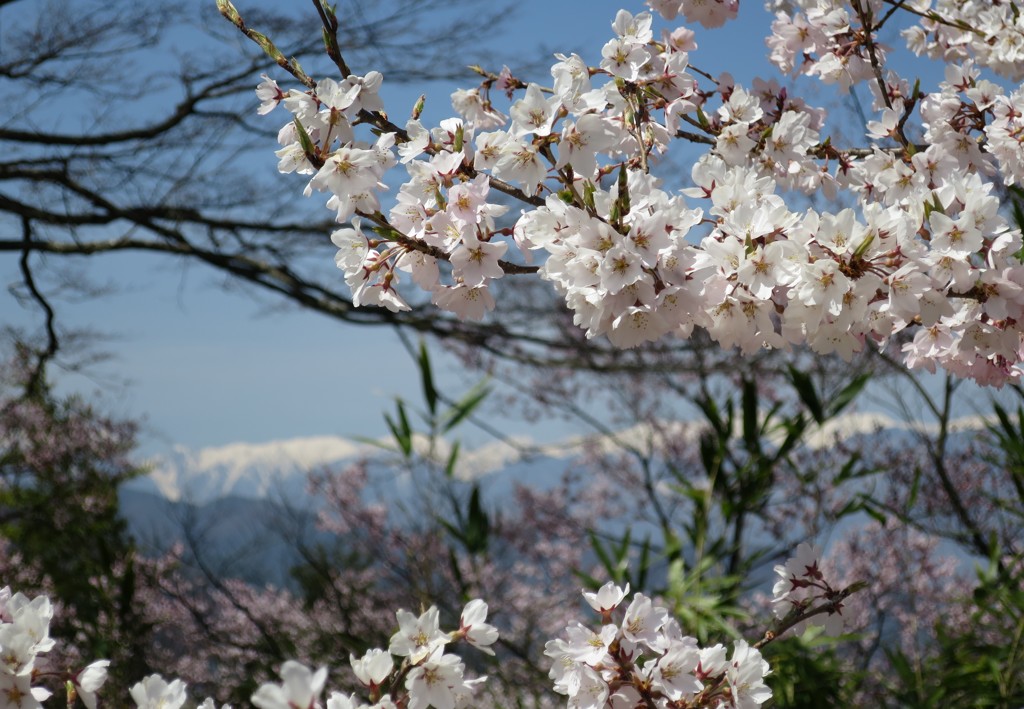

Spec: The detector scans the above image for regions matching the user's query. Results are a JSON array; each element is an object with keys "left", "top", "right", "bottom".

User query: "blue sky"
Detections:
[{"left": 1, "top": 0, "right": 958, "bottom": 455}]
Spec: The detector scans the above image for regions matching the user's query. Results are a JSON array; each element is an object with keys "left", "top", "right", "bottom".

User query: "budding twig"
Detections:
[{"left": 216, "top": 0, "right": 315, "bottom": 89}]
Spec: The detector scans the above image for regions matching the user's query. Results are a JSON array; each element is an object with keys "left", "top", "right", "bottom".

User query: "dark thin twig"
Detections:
[
  {"left": 879, "top": 0, "right": 985, "bottom": 36},
  {"left": 17, "top": 216, "right": 59, "bottom": 398},
  {"left": 853, "top": 0, "right": 913, "bottom": 149}
]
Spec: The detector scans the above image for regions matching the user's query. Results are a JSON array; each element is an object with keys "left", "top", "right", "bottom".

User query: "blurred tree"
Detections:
[{"left": 0, "top": 351, "right": 154, "bottom": 693}]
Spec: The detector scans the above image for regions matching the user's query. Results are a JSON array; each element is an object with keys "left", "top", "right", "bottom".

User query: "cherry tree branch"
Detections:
[{"left": 753, "top": 581, "right": 867, "bottom": 650}]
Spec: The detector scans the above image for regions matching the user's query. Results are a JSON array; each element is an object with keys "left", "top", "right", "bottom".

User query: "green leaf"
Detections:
[
  {"left": 832, "top": 497, "right": 864, "bottom": 519},
  {"left": 906, "top": 465, "right": 922, "bottom": 508},
  {"left": 742, "top": 377, "right": 760, "bottom": 454},
  {"left": 833, "top": 452, "right": 875, "bottom": 484},
  {"left": 856, "top": 495, "right": 889, "bottom": 524},
  {"left": 463, "top": 484, "right": 490, "bottom": 554},
  {"left": 292, "top": 117, "right": 316, "bottom": 157},
  {"left": 583, "top": 180, "right": 596, "bottom": 211},
  {"left": 669, "top": 481, "right": 710, "bottom": 506},
  {"left": 827, "top": 372, "right": 870, "bottom": 418},
  {"left": 616, "top": 163, "right": 630, "bottom": 218},
  {"left": 635, "top": 536, "right": 651, "bottom": 590},
  {"left": 1015, "top": 403, "right": 1024, "bottom": 447},
  {"left": 696, "top": 105, "right": 710, "bottom": 129},
  {"left": 572, "top": 568, "right": 602, "bottom": 589},
  {"left": 384, "top": 400, "right": 413, "bottom": 458},
  {"left": 990, "top": 401, "right": 1016, "bottom": 441},
  {"left": 760, "top": 400, "right": 784, "bottom": 436},
  {"left": 614, "top": 527, "right": 632, "bottom": 569},
  {"left": 588, "top": 531, "right": 614, "bottom": 575},
  {"left": 852, "top": 231, "right": 875, "bottom": 260},
  {"left": 666, "top": 558, "right": 685, "bottom": 597},
  {"left": 448, "top": 547, "right": 466, "bottom": 590},
  {"left": 695, "top": 392, "right": 731, "bottom": 441},
  {"left": 775, "top": 413, "right": 808, "bottom": 461},
  {"left": 444, "top": 440, "right": 461, "bottom": 479},
  {"left": 454, "top": 122, "right": 465, "bottom": 153},
  {"left": 662, "top": 525, "right": 682, "bottom": 563},
  {"left": 351, "top": 434, "right": 396, "bottom": 452},
  {"left": 699, "top": 432, "right": 721, "bottom": 480},
  {"left": 438, "top": 517, "right": 467, "bottom": 547},
  {"left": 417, "top": 341, "right": 438, "bottom": 418},
  {"left": 442, "top": 380, "right": 490, "bottom": 433},
  {"left": 788, "top": 366, "right": 825, "bottom": 424},
  {"left": 1010, "top": 185, "right": 1024, "bottom": 236}
]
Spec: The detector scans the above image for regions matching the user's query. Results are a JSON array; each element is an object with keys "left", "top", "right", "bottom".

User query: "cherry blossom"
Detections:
[
  {"left": 130, "top": 675, "right": 188, "bottom": 709},
  {"left": 74, "top": 660, "right": 111, "bottom": 709},
  {"left": 771, "top": 542, "right": 848, "bottom": 637},
  {"left": 404, "top": 648, "right": 467, "bottom": 709},
  {"left": 455, "top": 600, "right": 499, "bottom": 655},
  {"left": 245, "top": 0, "right": 1024, "bottom": 385},
  {"left": 582, "top": 580, "right": 630, "bottom": 614},
  {"left": 251, "top": 661, "right": 327, "bottom": 709},
  {"left": 389, "top": 607, "right": 449, "bottom": 663},
  {"left": 546, "top": 586, "right": 771, "bottom": 708},
  {"left": 350, "top": 649, "right": 393, "bottom": 690}
]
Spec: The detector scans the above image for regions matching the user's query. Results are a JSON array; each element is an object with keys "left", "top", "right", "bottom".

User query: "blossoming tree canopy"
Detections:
[{"left": 230, "top": 0, "right": 1024, "bottom": 386}]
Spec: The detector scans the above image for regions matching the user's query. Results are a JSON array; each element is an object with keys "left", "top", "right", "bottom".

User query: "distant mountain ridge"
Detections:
[
  {"left": 129, "top": 411, "right": 992, "bottom": 505},
  {"left": 136, "top": 435, "right": 371, "bottom": 502},
  {"left": 118, "top": 412, "right": 993, "bottom": 588},
  {"left": 131, "top": 432, "right": 577, "bottom": 504}
]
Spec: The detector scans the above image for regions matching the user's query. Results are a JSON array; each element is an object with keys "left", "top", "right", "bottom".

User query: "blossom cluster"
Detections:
[
  {"left": 1, "top": 541, "right": 857, "bottom": 707},
  {"left": 1, "top": 596, "right": 497, "bottom": 709},
  {"left": 537, "top": 545, "right": 847, "bottom": 708},
  {"left": 251, "top": 0, "right": 1024, "bottom": 385},
  {"left": 767, "top": 0, "right": 1024, "bottom": 82},
  {"left": 545, "top": 582, "right": 772, "bottom": 709},
  {"left": 129, "top": 600, "right": 498, "bottom": 709},
  {"left": 902, "top": 0, "right": 1024, "bottom": 82},
  {"left": 771, "top": 542, "right": 848, "bottom": 636},
  {"left": 0, "top": 587, "right": 108, "bottom": 709},
  {"left": 0, "top": 587, "right": 56, "bottom": 708}
]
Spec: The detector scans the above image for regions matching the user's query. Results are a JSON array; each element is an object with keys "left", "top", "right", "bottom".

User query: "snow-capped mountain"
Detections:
[
  {"left": 134, "top": 433, "right": 578, "bottom": 504},
  {"left": 120, "top": 434, "right": 581, "bottom": 585},
  {"left": 130, "top": 411, "right": 992, "bottom": 505},
  {"left": 137, "top": 435, "right": 372, "bottom": 502}
]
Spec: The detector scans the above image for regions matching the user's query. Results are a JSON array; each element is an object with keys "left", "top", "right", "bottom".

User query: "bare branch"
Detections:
[{"left": 16, "top": 216, "right": 59, "bottom": 398}]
